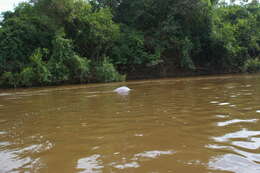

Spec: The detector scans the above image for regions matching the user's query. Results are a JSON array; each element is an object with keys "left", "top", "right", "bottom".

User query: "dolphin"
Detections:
[{"left": 114, "top": 86, "right": 131, "bottom": 94}]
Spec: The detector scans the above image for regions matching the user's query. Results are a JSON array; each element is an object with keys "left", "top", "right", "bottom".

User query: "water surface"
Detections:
[{"left": 1, "top": 74, "right": 260, "bottom": 173}]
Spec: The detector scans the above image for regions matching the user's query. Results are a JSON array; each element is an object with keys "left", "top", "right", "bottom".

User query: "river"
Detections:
[{"left": 0, "top": 74, "right": 260, "bottom": 173}]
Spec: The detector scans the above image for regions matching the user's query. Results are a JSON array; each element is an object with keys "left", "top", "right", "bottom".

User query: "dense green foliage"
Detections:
[
  {"left": 243, "top": 58, "right": 260, "bottom": 73},
  {"left": 0, "top": 0, "right": 259, "bottom": 87},
  {"left": 210, "top": 0, "right": 260, "bottom": 71}
]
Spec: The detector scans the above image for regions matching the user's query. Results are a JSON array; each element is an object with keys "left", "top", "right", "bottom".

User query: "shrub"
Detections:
[
  {"left": 95, "top": 59, "right": 125, "bottom": 82},
  {"left": 29, "top": 48, "right": 51, "bottom": 85},
  {"left": 243, "top": 58, "right": 260, "bottom": 73},
  {"left": 0, "top": 72, "right": 19, "bottom": 87},
  {"left": 67, "top": 55, "right": 91, "bottom": 83},
  {"left": 47, "top": 34, "right": 91, "bottom": 84},
  {"left": 180, "top": 37, "right": 195, "bottom": 70},
  {"left": 19, "top": 67, "right": 35, "bottom": 87},
  {"left": 47, "top": 35, "right": 75, "bottom": 84},
  {"left": 18, "top": 49, "right": 51, "bottom": 87},
  {"left": 110, "top": 27, "right": 161, "bottom": 70},
  {"left": 0, "top": 48, "right": 51, "bottom": 87}
]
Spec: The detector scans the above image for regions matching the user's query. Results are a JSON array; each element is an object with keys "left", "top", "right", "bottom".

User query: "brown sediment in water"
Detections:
[{"left": 0, "top": 74, "right": 260, "bottom": 172}]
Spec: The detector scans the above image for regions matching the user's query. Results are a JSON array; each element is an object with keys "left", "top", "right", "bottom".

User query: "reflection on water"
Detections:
[
  {"left": 217, "top": 119, "right": 258, "bottom": 127},
  {"left": 207, "top": 76, "right": 260, "bottom": 173},
  {"left": 209, "top": 154, "right": 260, "bottom": 173},
  {"left": 133, "top": 150, "right": 175, "bottom": 159},
  {"left": 212, "top": 129, "right": 260, "bottom": 142},
  {"left": 77, "top": 154, "right": 103, "bottom": 173},
  {"left": 113, "top": 161, "right": 140, "bottom": 169},
  {"left": 0, "top": 74, "right": 260, "bottom": 172},
  {"left": 209, "top": 127, "right": 260, "bottom": 173}
]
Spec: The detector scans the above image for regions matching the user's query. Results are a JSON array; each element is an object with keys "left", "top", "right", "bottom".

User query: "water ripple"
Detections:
[
  {"left": 209, "top": 154, "right": 260, "bottom": 173},
  {"left": 77, "top": 154, "right": 103, "bottom": 173},
  {"left": 113, "top": 162, "right": 140, "bottom": 169},
  {"left": 133, "top": 150, "right": 175, "bottom": 160},
  {"left": 212, "top": 129, "right": 260, "bottom": 142},
  {"left": 217, "top": 119, "right": 258, "bottom": 127}
]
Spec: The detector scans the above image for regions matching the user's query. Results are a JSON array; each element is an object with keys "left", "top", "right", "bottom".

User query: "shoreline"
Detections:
[{"left": 0, "top": 71, "right": 256, "bottom": 91}]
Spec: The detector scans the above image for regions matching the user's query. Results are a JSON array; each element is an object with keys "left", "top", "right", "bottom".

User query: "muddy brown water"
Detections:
[{"left": 1, "top": 74, "right": 260, "bottom": 173}]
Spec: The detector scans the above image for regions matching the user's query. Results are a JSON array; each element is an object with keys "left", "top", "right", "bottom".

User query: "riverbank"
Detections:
[
  {"left": 0, "top": 0, "right": 259, "bottom": 88},
  {"left": 0, "top": 68, "right": 251, "bottom": 90}
]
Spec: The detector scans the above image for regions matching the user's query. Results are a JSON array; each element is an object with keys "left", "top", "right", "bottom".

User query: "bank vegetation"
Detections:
[{"left": 0, "top": 0, "right": 259, "bottom": 87}]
